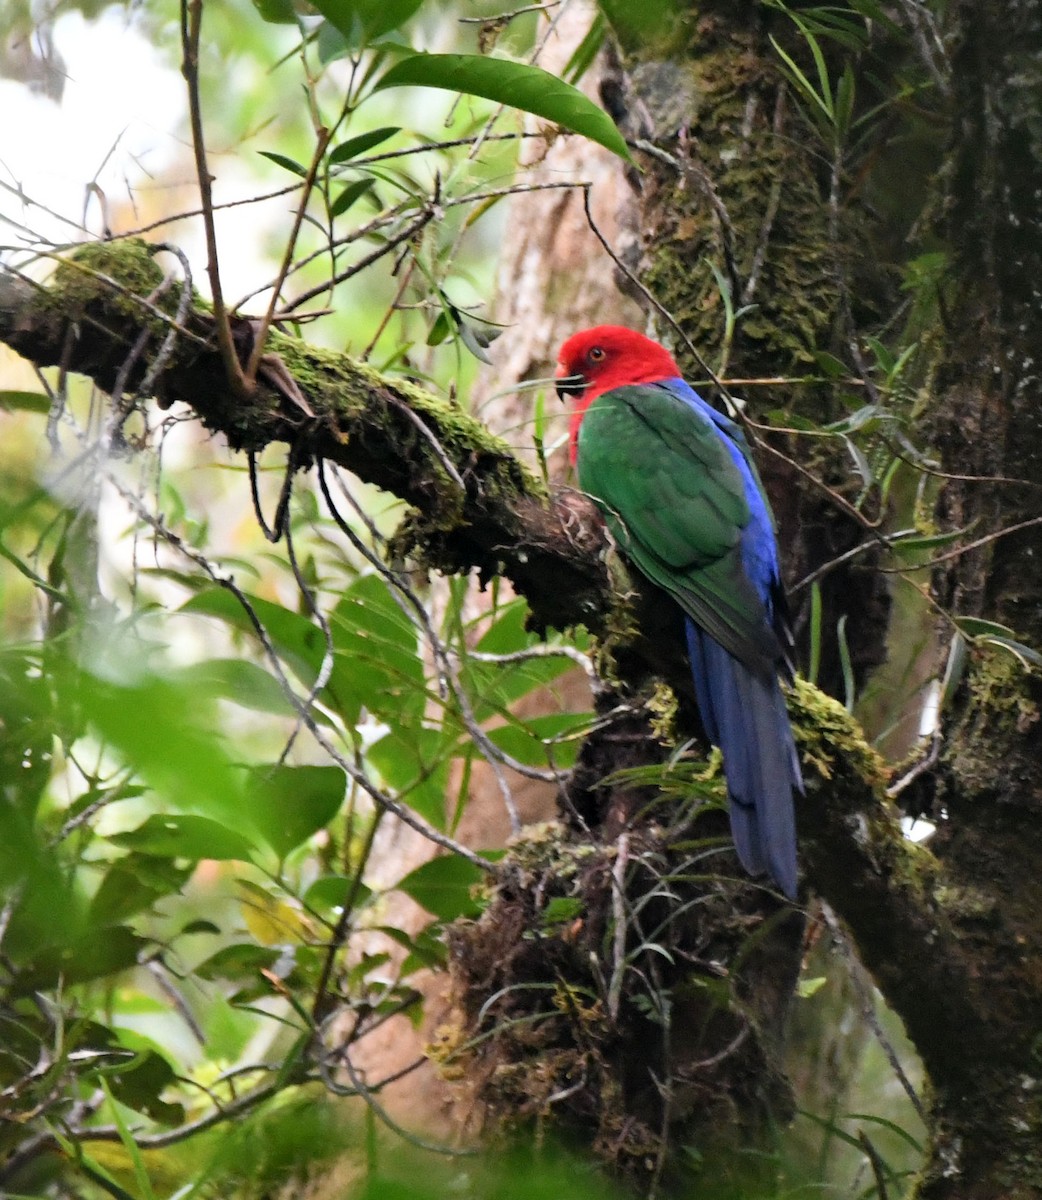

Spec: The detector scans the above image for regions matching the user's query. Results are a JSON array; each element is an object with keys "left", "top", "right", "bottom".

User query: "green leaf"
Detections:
[
  {"left": 312, "top": 0, "right": 424, "bottom": 42},
  {"left": 770, "top": 35, "right": 833, "bottom": 123},
  {"left": 0, "top": 389, "right": 50, "bottom": 414},
  {"left": 180, "top": 918, "right": 221, "bottom": 936},
  {"left": 863, "top": 334, "right": 896, "bottom": 373},
  {"left": 111, "top": 815, "right": 257, "bottom": 861},
  {"left": 976, "top": 634, "right": 1042, "bottom": 668},
  {"left": 826, "top": 403, "right": 885, "bottom": 434},
  {"left": 542, "top": 895, "right": 583, "bottom": 925},
  {"left": 372, "top": 922, "right": 446, "bottom": 970},
  {"left": 765, "top": 409, "right": 820, "bottom": 431},
  {"left": 101, "top": 1047, "right": 184, "bottom": 1126},
  {"left": 252, "top": 0, "right": 299, "bottom": 22},
  {"left": 427, "top": 310, "right": 451, "bottom": 347},
  {"left": 369, "top": 726, "right": 451, "bottom": 829},
  {"left": 259, "top": 150, "right": 309, "bottom": 177},
  {"left": 374, "top": 53, "right": 632, "bottom": 162},
  {"left": 486, "top": 711, "right": 592, "bottom": 768},
  {"left": 845, "top": 1111, "right": 925, "bottom": 1154},
  {"left": 15, "top": 926, "right": 147, "bottom": 993},
  {"left": 330, "top": 177, "right": 376, "bottom": 218},
  {"left": 89, "top": 857, "right": 193, "bottom": 925},
  {"left": 811, "top": 350, "right": 849, "bottom": 379},
  {"left": 598, "top": 0, "right": 679, "bottom": 47},
  {"left": 889, "top": 527, "right": 964, "bottom": 559},
  {"left": 84, "top": 668, "right": 248, "bottom": 830},
  {"left": 100, "top": 1078, "right": 158, "bottom": 1199},
  {"left": 188, "top": 575, "right": 427, "bottom": 728},
  {"left": 328, "top": 571, "right": 426, "bottom": 723},
  {"left": 174, "top": 658, "right": 296, "bottom": 717},
  {"left": 394, "top": 855, "right": 485, "bottom": 921},
  {"left": 182, "top": 587, "right": 353, "bottom": 720},
  {"left": 954, "top": 618, "right": 1042, "bottom": 665},
  {"left": 248, "top": 764, "right": 346, "bottom": 860},
  {"left": 460, "top": 602, "right": 577, "bottom": 720},
  {"left": 797, "top": 975, "right": 827, "bottom": 998},
  {"left": 954, "top": 616, "right": 1017, "bottom": 639},
  {"left": 329, "top": 126, "right": 400, "bottom": 164},
  {"left": 304, "top": 874, "right": 372, "bottom": 917},
  {"left": 562, "top": 11, "right": 606, "bottom": 83},
  {"left": 194, "top": 943, "right": 281, "bottom": 983},
  {"left": 458, "top": 319, "right": 495, "bottom": 365}
]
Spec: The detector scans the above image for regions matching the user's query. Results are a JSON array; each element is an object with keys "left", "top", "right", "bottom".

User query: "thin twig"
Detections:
[
  {"left": 820, "top": 902, "right": 927, "bottom": 1124},
  {"left": 607, "top": 831, "right": 630, "bottom": 1022},
  {"left": 310, "top": 809, "right": 383, "bottom": 1022},
  {"left": 335, "top": 1041, "right": 475, "bottom": 1156},
  {"left": 459, "top": 2, "right": 559, "bottom": 21},
  {"left": 244, "top": 125, "right": 332, "bottom": 385},
  {"left": 280, "top": 209, "right": 435, "bottom": 315},
  {"left": 886, "top": 731, "right": 942, "bottom": 799},
  {"left": 280, "top": 515, "right": 337, "bottom": 764},
  {"left": 180, "top": 0, "right": 249, "bottom": 400},
  {"left": 742, "top": 86, "right": 787, "bottom": 305}
]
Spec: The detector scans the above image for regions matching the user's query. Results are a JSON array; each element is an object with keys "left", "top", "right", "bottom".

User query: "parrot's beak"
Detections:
[{"left": 554, "top": 368, "right": 586, "bottom": 401}]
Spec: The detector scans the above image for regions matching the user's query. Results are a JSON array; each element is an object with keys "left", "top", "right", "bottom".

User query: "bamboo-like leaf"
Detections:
[
  {"left": 770, "top": 35, "right": 834, "bottom": 122},
  {"left": 329, "top": 126, "right": 400, "bottom": 164},
  {"left": 329, "top": 177, "right": 376, "bottom": 218},
  {"left": 889, "top": 527, "right": 964, "bottom": 558},
  {"left": 259, "top": 150, "right": 308, "bottom": 177},
  {"left": 374, "top": 53, "right": 631, "bottom": 162},
  {"left": 808, "top": 580, "right": 822, "bottom": 686},
  {"left": 0, "top": 389, "right": 49, "bottom": 413},
  {"left": 954, "top": 616, "right": 1017, "bottom": 639}
]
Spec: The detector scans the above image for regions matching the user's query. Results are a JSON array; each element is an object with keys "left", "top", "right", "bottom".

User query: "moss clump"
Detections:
[
  {"left": 272, "top": 329, "right": 545, "bottom": 537},
  {"left": 789, "top": 676, "right": 889, "bottom": 791},
  {"left": 942, "top": 647, "right": 1040, "bottom": 802},
  {"left": 637, "top": 45, "right": 840, "bottom": 388},
  {"left": 443, "top": 817, "right": 797, "bottom": 1189},
  {"left": 47, "top": 238, "right": 169, "bottom": 330},
  {"left": 965, "top": 647, "right": 1039, "bottom": 735}
]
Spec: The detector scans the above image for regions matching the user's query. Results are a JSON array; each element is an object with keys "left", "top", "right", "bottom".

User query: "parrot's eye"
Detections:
[{"left": 587, "top": 347, "right": 606, "bottom": 363}]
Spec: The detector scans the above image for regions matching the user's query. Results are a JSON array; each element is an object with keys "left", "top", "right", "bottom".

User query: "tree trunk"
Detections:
[{"left": 441, "top": 0, "right": 1042, "bottom": 1191}]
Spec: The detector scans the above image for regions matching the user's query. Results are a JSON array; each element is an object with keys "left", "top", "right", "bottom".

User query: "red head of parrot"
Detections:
[{"left": 556, "top": 325, "right": 682, "bottom": 464}]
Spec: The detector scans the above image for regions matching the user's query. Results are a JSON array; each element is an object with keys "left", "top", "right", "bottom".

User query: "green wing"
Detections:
[{"left": 576, "top": 384, "right": 778, "bottom": 674}]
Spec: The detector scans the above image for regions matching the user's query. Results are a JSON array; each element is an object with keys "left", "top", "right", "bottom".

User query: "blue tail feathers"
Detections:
[{"left": 685, "top": 618, "right": 803, "bottom": 898}]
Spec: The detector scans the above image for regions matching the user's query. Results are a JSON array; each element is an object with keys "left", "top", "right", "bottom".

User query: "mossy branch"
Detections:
[
  {"left": 791, "top": 680, "right": 1003, "bottom": 1094},
  {"left": 0, "top": 239, "right": 607, "bottom": 634},
  {"left": 0, "top": 239, "right": 985, "bottom": 1075}
]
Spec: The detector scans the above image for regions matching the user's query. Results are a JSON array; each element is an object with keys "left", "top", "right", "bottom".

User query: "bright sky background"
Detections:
[
  {"left": 1, "top": 10, "right": 185, "bottom": 254},
  {"left": 0, "top": 6, "right": 315, "bottom": 305}
]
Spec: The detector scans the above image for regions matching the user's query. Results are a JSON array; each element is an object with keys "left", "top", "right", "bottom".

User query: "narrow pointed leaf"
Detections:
[
  {"left": 0, "top": 389, "right": 49, "bottom": 413},
  {"left": 259, "top": 151, "right": 308, "bottom": 177},
  {"left": 329, "top": 126, "right": 400, "bottom": 164},
  {"left": 329, "top": 177, "right": 376, "bottom": 218},
  {"left": 374, "top": 53, "right": 631, "bottom": 162}
]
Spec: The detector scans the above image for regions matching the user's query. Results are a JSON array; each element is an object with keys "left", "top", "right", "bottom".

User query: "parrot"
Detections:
[{"left": 555, "top": 325, "right": 803, "bottom": 898}]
